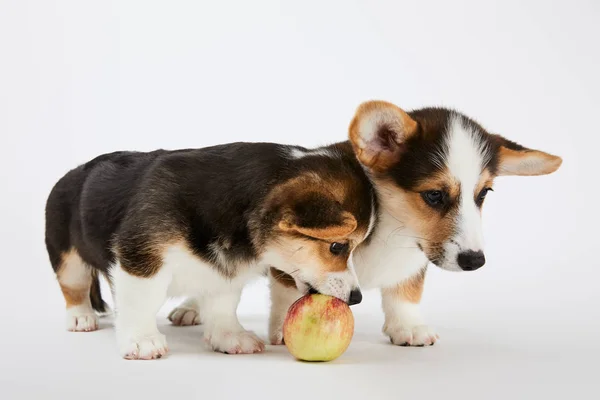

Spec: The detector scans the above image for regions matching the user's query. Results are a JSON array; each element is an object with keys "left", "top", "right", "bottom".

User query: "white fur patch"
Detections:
[
  {"left": 66, "top": 305, "right": 98, "bottom": 332},
  {"left": 113, "top": 244, "right": 265, "bottom": 359},
  {"left": 381, "top": 285, "right": 438, "bottom": 346},
  {"left": 352, "top": 209, "right": 428, "bottom": 290},
  {"left": 441, "top": 116, "right": 490, "bottom": 268},
  {"left": 113, "top": 262, "right": 171, "bottom": 359}
]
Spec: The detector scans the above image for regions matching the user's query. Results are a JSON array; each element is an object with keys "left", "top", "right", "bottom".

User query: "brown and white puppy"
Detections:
[
  {"left": 265, "top": 100, "right": 561, "bottom": 345},
  {"left": 45, "top": 144, "right": 373, "bottom": 359}
]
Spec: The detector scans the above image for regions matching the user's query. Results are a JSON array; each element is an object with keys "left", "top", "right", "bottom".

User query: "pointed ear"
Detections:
[
  {"left": 279, "top": 210, "right": 357, "bottom": 240},
  {"left": 492, "top": 134, "right": 563, "bottom": 176},
  {"left": 348, "top": 100, "right": 418, "bottom": 172}
]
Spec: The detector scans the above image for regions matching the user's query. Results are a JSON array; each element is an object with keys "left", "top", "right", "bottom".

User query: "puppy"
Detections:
[
  {"left": 45, "top": 143, "right": 374, "bottom": 359},
  {"left": 171, "top": 100, "right": 562, "bottom": 346}
]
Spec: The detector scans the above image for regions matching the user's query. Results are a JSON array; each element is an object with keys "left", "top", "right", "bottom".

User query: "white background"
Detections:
[{"left": 1, "top": 1, "right": 599, "bottom": 399}]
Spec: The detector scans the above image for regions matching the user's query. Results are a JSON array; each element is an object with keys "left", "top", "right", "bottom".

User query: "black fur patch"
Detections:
[
  {"left": 45, "top": 142, "right": 376, "bottom": 283},
  {"left": 388, "top": 108, "right": 499, "bottom": 189}
]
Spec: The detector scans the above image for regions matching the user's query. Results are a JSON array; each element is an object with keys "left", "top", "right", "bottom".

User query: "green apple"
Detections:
[{"left": 283, "top": 293, "right": 354, "bottom": 361}]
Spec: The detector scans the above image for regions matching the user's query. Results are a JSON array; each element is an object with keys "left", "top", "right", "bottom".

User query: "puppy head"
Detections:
[
  {"left": 349, "top": 100, "right": 562, "bottom": 271},
  {"left": 262, "top": 174, "right": 369, "bottom": 304}
]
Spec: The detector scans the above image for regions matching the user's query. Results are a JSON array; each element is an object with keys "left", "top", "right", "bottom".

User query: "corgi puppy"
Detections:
[
  {"left": 45, "top": 143, "right": 374, "bottom": 359},
  {"left": 170, "top": 100, "right": 562, "bottom": 347}
]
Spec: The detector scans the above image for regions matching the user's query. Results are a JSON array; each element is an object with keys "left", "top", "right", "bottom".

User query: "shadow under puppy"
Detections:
[
  {"left": 45, "top": 143, "right": 374, "bottom": 359},
  {"left": 171, "top": 100, "right": 562, "bottom": 347}
]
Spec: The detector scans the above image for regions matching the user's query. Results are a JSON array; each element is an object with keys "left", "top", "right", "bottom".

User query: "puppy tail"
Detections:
[{"left": 90, "top": 270, "right": 110, "bottom": 314}]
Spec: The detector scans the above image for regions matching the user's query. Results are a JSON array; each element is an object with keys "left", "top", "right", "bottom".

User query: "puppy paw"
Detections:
[
  {"left": 205, "top": 330, "right": 265, "bottom": 354},
  {"left": 168, "top": 306, "right": 201, "bottom": 326},
  {"left": 120, "top": 334, "right": 169, "bottom": 360},
  {"left": 384, "top": 324, "right": 439, "bottom": 346},
  {"left": 269, "top": 328, "right": 284, "bottom": 345},
  {"left": 66, "top": 309, "right": 98, "bottom": 332}
]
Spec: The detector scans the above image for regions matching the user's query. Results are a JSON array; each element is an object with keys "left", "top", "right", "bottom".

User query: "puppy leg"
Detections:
[
  {"left": 114, "top": 262, "right": 170, "bottom": 360},
  {"left": 56, "top": 249, "right": 98, "bottom": 332},
  {"left": 268, "top": 270, "right": 302, "bottom": 345},
  {"left": 168, "top": 297, "right": 201, "bottom": 326},
  {"left": 381, "top": 268, "right": 438, "bottom": 346},
  {"left": 200, "top": 288, "right": 265, "bottom": 354}
]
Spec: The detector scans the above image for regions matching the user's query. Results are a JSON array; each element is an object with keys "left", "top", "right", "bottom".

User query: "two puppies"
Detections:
[{"left": 45, "top": 101, "right": 561, "bottom": 358}]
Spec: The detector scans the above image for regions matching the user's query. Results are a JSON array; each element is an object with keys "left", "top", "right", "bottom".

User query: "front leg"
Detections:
[
  {"left": 381, "top": 268, "right": 438, "bottom": 346},
  {"left": 200, "top": 287, "right": 265, "bottom": 354},
  {"left": 268, "top": 268, "right": 303, "bottom": 345},
  {"left": 114, "top": 262, "right": 170, "bottom": 360}
]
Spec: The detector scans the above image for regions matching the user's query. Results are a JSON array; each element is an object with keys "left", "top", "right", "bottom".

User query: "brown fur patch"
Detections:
[
  {"left": 116, "top": 235, "right": 184, "bottom": 278},
  {"left": 377, "top": 178, "right": 457, "bottom": 263},
  {"left": 264, "top": 171, "right": 368, "bottom": 242},
  {"left": 412, "top": 169, "right": 461, "bottom": 199},
  {"left": 497, "top": 146, "right": 563, "bottom": 176},
  {"left": 270, "top": 267, "right": 297, "bottom": 288},
  {"left": 268, "top": 231, "right": 360, "bottom": 275},
  {"left": 376, "top": 165, "right": 498, "bottom": 263},
  {"left": 56, "top": 249, "right": 92, "bottom": 308},
  {"left": 475, "top": 169, "right": 495, "bottom": 200},
  {"left": 59, "top": 285, "right": 88, "bottom": 308},
  {"left": 278, "top": 212, "right": 357, "bottom": 240},
  {"left": 382, "top": 269, "right": 426, "bottom": 304}
]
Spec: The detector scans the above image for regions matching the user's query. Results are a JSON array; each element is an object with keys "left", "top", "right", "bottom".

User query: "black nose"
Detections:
[
  {"left": 348, "top": 289, "right": 363, "bottom": 306},
  {"left": 457, "top": 250, "right": 486, "bottom": 271}
]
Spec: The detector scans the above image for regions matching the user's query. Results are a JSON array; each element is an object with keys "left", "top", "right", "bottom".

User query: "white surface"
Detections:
[{"left": 1, "top": 1, "right": 598, "bottom": 399}]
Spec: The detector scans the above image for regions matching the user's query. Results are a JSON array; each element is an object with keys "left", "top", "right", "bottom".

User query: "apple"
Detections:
[{"left": 283, "top": 293, "right": 354, "bottom": 361}]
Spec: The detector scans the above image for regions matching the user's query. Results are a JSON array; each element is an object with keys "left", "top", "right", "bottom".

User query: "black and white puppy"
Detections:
[
  {"left": 171, "top": 100, "right": 562, "bottom": 346},
  {"left": 45, "top": 143, "right": 374, "bottom": 359}
]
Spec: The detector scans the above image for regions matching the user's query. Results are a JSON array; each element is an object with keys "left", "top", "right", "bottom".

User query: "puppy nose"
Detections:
[
  {"left": 457, "top": 250, "right": 486, "bottom": 271},
  {"left": 348, "top": 289, "right": 363, "bottom": 306}
]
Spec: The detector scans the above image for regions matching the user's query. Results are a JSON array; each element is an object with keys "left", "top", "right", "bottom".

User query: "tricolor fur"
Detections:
[
  {"left": 262, "top": 100, "right": 561, "bottom": 346},
  {"left": 46, "top": 100, "right": 562, "bottom": 357},
  {"left": 45, "top": 143, "right": 373, "bottom": 359}
]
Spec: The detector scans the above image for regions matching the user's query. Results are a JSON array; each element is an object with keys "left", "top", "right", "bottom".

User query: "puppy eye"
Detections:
[
  {"left": 329, "top": 242, "right": 349, "bottom": 255},
  {"left": 476, "top": 187, "right": 493, "bottom": 206},
  {"left": 421, "top": 190, "right": 446, "bottom": 208}
]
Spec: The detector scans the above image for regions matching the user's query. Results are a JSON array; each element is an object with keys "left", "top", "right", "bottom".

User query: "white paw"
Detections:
[
  {"left": 120, "top": 334, "right": 169, "bottom": 360},
  {"left": 66, "top": 309, "right": 98, "bottom": 332},
  {"left": 205, "top": 329, "right": 265, "bottom": 354},
  {"left": 269, "top": 328, "right": 284, "bottom": 345},
  {"left": 168, "top": 307, "right": 201, "bottom": 326},
  {"left": 384, "top": 324, "right": 439, "bottom": 346}
]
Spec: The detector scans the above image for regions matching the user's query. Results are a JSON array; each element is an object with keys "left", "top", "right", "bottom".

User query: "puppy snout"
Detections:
[
  {"left": 348, "top": 289, "right": 362, "bottom": 306},
  {"left": 457, "top": 250, "right": 486, "bottom": 271}
]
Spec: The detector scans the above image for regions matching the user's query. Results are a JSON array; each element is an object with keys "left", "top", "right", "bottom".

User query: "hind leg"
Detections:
[
  {"left": 168, "top": 297, "right": 201, "bottom": 326},
  {"left": 56, "top": 249, "right": 98, "bottom": 332}
]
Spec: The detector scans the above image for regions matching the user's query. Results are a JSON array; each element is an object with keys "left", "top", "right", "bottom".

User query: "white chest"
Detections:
[{"left": 352, "top": 215, "right": 428, "bottom": 290}]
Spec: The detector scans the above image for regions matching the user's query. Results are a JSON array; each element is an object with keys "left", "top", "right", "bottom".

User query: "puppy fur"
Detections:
[
  {"left": 171, "top": 100, "right": 562, "bottom": 347},
  {"left": 45, "top": 143, "right": 375, "bottom": 359}
]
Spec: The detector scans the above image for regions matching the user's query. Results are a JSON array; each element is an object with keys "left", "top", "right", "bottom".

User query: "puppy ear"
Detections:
[
  {"left": 348, "top": 100, "right": 418, "bottom": 172},
  {"left": 492, "top": 134, "right": 562, "bottom": 176},
  {"left": 279, "top": 213, "right": 357, "bottom": 240},
  {"left": 278, "top": 195, "right": 358, "bottom": 240}
]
